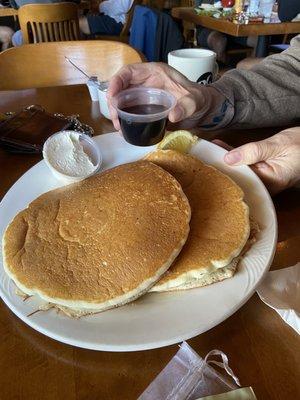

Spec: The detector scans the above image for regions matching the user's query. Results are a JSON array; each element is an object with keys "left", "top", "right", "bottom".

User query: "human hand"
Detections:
[
  {"left": 213, "top": 127, "right": 300, "bottom": 194},
  {"left": 107, "top": 62, "right": 222, "bottom": 130}
]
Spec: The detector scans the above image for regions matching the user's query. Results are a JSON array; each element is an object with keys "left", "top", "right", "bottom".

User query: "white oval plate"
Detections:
[{"left": 0, "top": 133, "right": 277, "bottom": 351}]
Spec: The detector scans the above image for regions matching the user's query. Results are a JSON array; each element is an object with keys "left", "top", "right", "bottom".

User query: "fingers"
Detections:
[
  {"left": 108, "top": 63, "right": 157, "bottom": 98},
  {"left": 107, "top": 62, "right": 201, "bottom": 125},
  {"left": 169, "top": 93, "right": 198, "bottom": 122},
  {"left": 224, "top": 140, "right": 274, "bottom": 166},
  {"left": 251, "top": 162, "right": 283, "bottom": 195},
  {"left": 106, "top": 95, "right": 120, "bottom": 130},
  {"left": 112, "top": 115, "right": 120, "bottom": 131},
  {"left": 108, "top": 67, "right": 133, "bottom": 99},
  {"left": 212, "top": 139, "right": 233, "bottom": 151},
  {"left": 222, "top": 130, "right": 300, "bottom": 195},
  {"left": 107, "top": 65, "right": 136, "bottom": 130},
  {"left": 212, "top": 137, "right": 274, "bottom": 186},
  {"left": 108, "top": 63, "right": 159, "bottom": 130},
  {"left": 168, "top": 105, "right": 184, "bottom": 122}
]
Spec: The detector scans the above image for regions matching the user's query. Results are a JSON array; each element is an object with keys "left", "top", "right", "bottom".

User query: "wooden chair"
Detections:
[
  {"left": 178, "top": 0, "right": 196, "bottom": 46},
  {"left": 95, "top": 0, "right": 143, "bottom": 43},
  {"left": 0, "top": 40, "right": 143, "bottom": 91},
  {"left": 18, "top": 3, "right": 80, "bottom": 44},
  {"left": 225, "top": 43, "right": 253, "bottom": 61}
]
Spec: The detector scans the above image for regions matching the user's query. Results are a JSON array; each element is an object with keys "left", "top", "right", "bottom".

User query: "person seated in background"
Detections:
[
  {"left": 196, "top": 0, "right": 251, "bottom": 64},
  {"left": 79, "top": 0, "right": 133, "bottom": 36},
  {"left": 196, "top": 0, "right": 228, "bottom": 63},
  {"left": 197, "top": 0, "right": 300, "bottom": 63},
  {"left": 9, "top": 0, "right": 80, "bottom": 46},
  {"left": 108, "top": 35, "right": 300, "bottom": 194},
  {"left": 0, "top": 0, "right": 15, "bottom": 50},
  {"left": 0, "top": 25, "right": 14, "bottom": 50},
  {"left": 237, "top": 0, "right": 300, "bottom": 70}
]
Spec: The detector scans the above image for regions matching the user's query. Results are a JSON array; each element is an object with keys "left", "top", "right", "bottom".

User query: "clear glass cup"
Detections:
[
  {"left": 112, "top": 87, "right": 176, "bottom": 147},
  {"left": 259, "top": 0, "right": 275, "bottom": 21}
]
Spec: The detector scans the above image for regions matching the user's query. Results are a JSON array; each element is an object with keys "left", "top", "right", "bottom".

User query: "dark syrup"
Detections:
[{"left": 119, "top": 104, "right": 168, "bottom": 146}]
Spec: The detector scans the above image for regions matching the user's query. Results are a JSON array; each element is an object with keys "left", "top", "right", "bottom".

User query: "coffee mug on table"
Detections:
[{"left": 168, "top": 48, "right": 219, "bottom": 84}]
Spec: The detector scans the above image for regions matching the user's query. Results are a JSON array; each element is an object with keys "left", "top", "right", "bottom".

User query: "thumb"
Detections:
[
  {"left": 168, "top": 104, "right": 185, "bottom": 122},
  {"left": 169, "top": 94, "right": 198, "bottom": 123},
  {"left": 224, "top": 140, "right": 273, "bottom": 166}
]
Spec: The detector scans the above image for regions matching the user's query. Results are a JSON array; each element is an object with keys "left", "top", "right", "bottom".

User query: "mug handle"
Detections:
[{"left": 213, "top": 61, "right": 219, "bottom": 81}]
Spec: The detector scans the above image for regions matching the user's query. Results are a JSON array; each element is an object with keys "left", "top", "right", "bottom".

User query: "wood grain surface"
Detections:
[
  {"left": 172, "top": 7, "right": 300, "bottom": 37},
  {"left": 0, "top": 85, "right": 299, "bottom": 400},
  {"left": 0, "top": 41, "right": 143, "bottom": 91}
]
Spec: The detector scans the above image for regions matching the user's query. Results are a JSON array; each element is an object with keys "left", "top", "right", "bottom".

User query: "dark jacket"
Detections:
[
  {"left": 130, "top": 5, "right": 183, "bottom": 62},
  {"left": 278, "top": 0, "right": 300, "bottom": 22},
  {"left": 129, "top": 5, "right": 158, "bottom": 62},
  {"left": 154, "top": 10, "right": 184, "bottom": 63}
]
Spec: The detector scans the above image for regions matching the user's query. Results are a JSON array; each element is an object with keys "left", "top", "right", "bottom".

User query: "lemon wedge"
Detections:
[{"left": 157, "top": 130, "right": 198, "bottom": 153}]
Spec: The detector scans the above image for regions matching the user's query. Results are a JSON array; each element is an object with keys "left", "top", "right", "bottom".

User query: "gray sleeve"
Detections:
[{"left": 211, "top": 34, "right": 300, "bottom": 129}]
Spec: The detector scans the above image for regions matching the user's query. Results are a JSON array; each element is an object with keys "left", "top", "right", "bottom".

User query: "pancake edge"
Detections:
[
  {"left": 150, "top": 219, "right": 258, "bottom": 293},
  {"left": 150, "top": 259, "right": 238, "bottom": 292},
  {"left": 145, "top": 149, "right": 251, "bottom": 291},
  {"left": 3, "top": 231, "right": 189, "bottom": 313},
  {"left": 2, "top": 166, "right": 191, "bottom": 314}
]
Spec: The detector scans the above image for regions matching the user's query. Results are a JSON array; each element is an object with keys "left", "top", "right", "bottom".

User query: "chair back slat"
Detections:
[{"left": 18, "top": 3, "right": 80, "bottom": 44}]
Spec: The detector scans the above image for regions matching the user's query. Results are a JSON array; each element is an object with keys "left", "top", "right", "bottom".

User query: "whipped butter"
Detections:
[{"left": 43, "top": 131, "right": 96, "bottom": 177}]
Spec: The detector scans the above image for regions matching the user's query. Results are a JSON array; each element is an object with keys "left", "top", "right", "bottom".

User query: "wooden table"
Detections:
[
  {"left": 0, "top": 85, "right": 300, "bottom": 400},
  {"left": 172, "top": 7, "right": 300, "bottom": 56}
]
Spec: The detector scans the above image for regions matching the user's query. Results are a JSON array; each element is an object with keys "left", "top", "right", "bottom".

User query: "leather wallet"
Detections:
[{"left": 0, "top": 105, "right": 73, "bottom": 154}]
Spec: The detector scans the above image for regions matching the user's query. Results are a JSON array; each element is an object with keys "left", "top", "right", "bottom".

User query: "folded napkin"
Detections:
[{"left": 256, "top": 262, "right": 300, "bottom": 335}]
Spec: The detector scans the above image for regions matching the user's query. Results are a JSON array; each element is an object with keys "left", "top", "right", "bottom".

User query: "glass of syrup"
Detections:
[{"left": 112, "top": 87, "right": 176, "bottom": 146}]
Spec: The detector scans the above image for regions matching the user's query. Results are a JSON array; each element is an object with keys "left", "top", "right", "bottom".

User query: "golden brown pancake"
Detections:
[
  {"left": 145, "top": 150, "right": 250, "bottom": 292},
  {"left": 3, "top": 161, "right": 191, "bottom": 313}
]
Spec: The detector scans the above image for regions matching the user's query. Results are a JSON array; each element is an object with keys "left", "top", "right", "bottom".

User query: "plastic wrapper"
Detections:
[{"left": 138, "top": 342, "right": 241, "bottom": 400}]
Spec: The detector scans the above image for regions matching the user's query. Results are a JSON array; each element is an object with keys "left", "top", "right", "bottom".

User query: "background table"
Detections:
[
  {"left": 0, "top": 85, "right": 300, "bottom": 400},
  {"left": 172, "top": 7, "right": 300, "bottom": 56}
]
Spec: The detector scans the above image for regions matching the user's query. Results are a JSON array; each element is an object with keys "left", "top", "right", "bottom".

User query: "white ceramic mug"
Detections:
[{"left": 168, "top": 48, "right": 219, "bottom": 85}]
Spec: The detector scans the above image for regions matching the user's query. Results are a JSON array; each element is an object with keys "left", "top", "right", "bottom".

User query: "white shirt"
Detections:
[{"left": 99, "top": 0, "right": 134, "bottom": 24}]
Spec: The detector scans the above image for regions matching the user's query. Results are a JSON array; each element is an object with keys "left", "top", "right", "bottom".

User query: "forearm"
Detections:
[
  {"left": 187, "top": 84, "right": 233, "bottom": 130},
  {"left": 189, "top": 35, "right": 300, "bottom": 130},
  {"left": 211, "top": 36, "right": 300, "bottom": 129}
]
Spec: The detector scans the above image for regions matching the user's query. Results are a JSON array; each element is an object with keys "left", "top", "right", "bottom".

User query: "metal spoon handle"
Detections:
[{"left": 65, "top": 56, "right": 91, "bottom": 79}]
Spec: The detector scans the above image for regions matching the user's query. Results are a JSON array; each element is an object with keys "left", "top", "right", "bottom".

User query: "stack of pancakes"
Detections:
[
  {"left": 146, "top": 150, "right": 252, "bottom": 292},
  {"left": 3, "top": 150, "right": 253, "bottom": 316}
]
